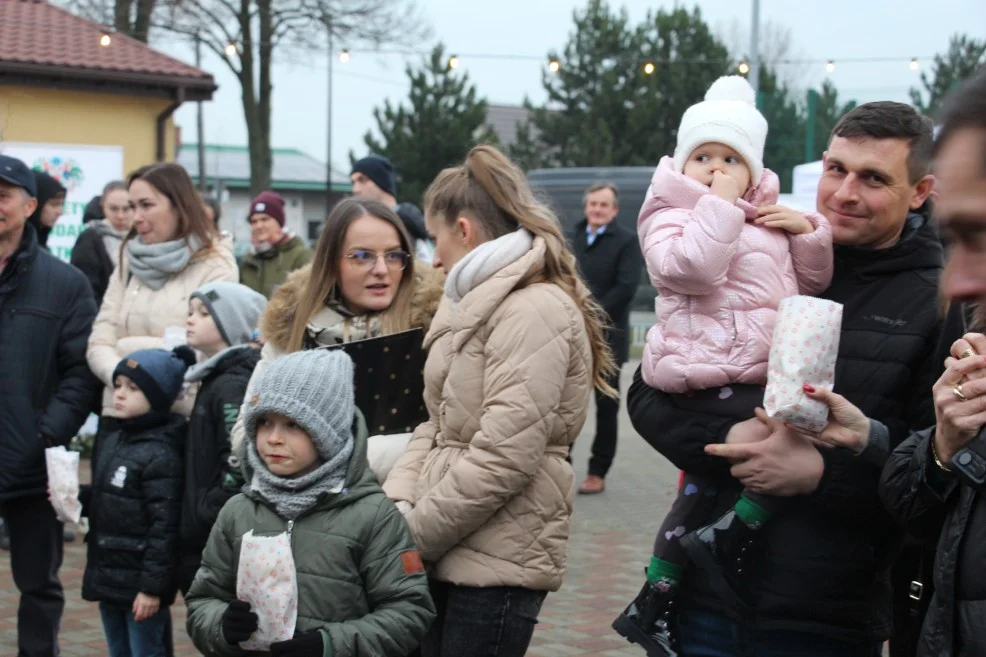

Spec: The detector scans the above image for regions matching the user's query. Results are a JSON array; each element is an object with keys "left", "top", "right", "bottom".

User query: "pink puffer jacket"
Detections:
[{"left": 638, "top": 157, "right": 833, "bottom": 393}]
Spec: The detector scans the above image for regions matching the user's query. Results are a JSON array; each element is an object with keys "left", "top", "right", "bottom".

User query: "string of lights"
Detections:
[{"left": 2, "top": 16, "right": 930, "bottom": 77}]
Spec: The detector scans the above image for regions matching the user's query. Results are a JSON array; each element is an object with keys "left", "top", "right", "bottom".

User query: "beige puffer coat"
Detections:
[
  {"left": 87, "top": 240, "right": 238, "bottom": 417},
  {"left": 383, "top": 237, "right": 594, "bottom": 592}
]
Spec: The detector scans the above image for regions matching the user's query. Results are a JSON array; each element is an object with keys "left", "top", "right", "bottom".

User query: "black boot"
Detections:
[
  {"left": 612, "top": 580, "right": 678, "bottom": 657},
  {"left": 681, "top": 509, "right": 757, "bottom": 609}
]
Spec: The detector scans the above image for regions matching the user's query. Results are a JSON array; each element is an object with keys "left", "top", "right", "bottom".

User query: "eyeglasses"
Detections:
[{"left": 345, "top": 249, "right": 410, "bottom": 271}]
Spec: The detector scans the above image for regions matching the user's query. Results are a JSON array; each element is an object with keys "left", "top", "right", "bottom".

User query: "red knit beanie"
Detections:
[{"left": 248, "top": 191, "right": 285, "bottom": 227}]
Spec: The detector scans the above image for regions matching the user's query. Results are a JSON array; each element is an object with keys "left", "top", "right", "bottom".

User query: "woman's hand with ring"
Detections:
[{"left": 933, "top": 350, "right": 986, "bottom": 464}]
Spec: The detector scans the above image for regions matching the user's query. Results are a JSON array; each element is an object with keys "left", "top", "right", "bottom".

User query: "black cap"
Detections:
[{"left": 0, "top": 155, "right": 37, "bottom": 197}]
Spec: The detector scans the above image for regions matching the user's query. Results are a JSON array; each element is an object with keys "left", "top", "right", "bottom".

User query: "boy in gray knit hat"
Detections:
[
  {"left": 175, "top": 281, "right": 268, "bottom": 595},
  {"left": 185, "top": 350, "right": 435, "bottom": 657}
]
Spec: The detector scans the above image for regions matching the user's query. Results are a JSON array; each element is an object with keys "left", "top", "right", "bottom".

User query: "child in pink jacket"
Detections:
[{"left": 612, "top": 76, "right": 834, "bottom": 656}]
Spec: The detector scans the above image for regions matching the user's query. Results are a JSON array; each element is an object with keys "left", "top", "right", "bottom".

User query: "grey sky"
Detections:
[{"left": 161, "top": 0, "right": 983, "bottom": 177}]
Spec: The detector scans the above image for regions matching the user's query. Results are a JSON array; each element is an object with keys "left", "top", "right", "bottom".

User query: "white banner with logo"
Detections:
[{"left": 0, "top": 142, "right": 124, "bottom": 261}]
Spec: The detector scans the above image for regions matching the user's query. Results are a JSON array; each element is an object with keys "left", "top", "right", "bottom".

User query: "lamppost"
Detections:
[{"left": 325, "top": 20, "right": 334, "bottom": 209}]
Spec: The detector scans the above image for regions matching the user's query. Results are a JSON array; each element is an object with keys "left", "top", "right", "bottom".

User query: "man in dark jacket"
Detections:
[
  {"left": 570, "top": 181, "right": 641, "bottom": 494},
  {"left": 622, "top": 103, "right": 946, "bottom": 655},
  {"left": 0, "top": 154, "right": 99, "bottom": 657},
  {"left": 881, "top": 70, "right": 986, "bottom": 657}
]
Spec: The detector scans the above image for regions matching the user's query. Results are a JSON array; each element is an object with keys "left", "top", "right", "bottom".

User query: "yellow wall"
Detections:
[{"left": 0, "top": 85, "right": 178, "bottom": 174}]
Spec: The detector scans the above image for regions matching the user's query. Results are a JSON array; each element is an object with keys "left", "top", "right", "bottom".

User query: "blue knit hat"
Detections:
[{"left": 113, "top": 346, "right": 197, "bottom": 411}]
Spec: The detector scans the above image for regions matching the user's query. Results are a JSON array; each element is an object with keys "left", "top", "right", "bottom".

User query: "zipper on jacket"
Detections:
[{"left": 286, "top": 519, "right": 294, "bottom": 536}]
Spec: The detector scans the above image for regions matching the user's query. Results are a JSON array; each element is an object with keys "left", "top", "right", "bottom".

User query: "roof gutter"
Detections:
[{"left": 156, "top": 87, "right": 185, "bottom": 162}]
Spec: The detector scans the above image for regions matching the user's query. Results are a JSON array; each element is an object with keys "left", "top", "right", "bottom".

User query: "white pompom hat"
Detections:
[{"left": 673, "top": 75, "right": 768, "bottom": 185}]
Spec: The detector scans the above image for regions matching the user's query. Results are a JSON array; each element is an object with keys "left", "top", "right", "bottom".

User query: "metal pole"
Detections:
[
  {"left": 195, "top": 32, "right": 207, "bottom": 191},
  {"left": 326, "top": 22, "right": 334, "bottom": 209},
  {"left": 805, "top": 89, "right": 820, "bottom": 162},
  {"left": 749, "top": 0, "right": 761, "bottom": 96}
]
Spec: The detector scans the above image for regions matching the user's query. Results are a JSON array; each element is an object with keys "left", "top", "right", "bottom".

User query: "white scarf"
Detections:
[{"left": 444, "top": 228, "right": 534, "bottom": 303}]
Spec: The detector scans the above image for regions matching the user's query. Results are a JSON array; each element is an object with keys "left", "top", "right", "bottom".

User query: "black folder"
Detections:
[{"left": 314, "top": 328, "right": 428, "bottom": 435}]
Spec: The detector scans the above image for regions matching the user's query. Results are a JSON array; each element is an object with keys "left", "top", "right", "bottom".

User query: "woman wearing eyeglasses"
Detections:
[{"left": 229, "top": 197, "right": 445, "bottom": 483}]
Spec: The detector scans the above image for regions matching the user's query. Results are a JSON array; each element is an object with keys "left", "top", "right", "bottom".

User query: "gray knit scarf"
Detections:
[
  {"left": 126, "top": 235, "right": 203, "bottom": 290},
  {"left": 245, "top": 435, "right": 353, "bottom": 520}
]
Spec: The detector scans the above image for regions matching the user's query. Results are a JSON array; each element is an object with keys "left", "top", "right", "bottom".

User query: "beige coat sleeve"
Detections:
[
  {"left": 406, "top": 296, "right": 574, "bottom": 562},
  {"left": 87, "top": 266, "right": 126, "bottom": 386},
  {"left": 382, "top": 419, "right": 440, "bottom": 503}
]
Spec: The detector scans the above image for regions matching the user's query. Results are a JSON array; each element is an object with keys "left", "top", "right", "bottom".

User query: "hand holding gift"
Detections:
[
  {"left": 235, "top": 530, "right": 298, "bottom": 650},
  {"left": 45, "top": 446, "right": 82, "bottom": 524},
  {"left": 763, "top": 296, "right": 844, "bottom": 433}
]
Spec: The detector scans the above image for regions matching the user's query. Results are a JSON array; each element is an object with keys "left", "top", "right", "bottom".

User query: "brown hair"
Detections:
[
  {"left": 424, "top": 144, "right": 617, "bottom": 395},
  {"left": 101, "top": 180, "right": 128, "bottom": 198},
  {"left": 120, "top": 164, "right": 218, "bottom": 269},
  {"left": 286, "top": 198, "right": 416, "bottom": 352},
  {"left": 830, "top": 101, "right": 935, "bottom": 184}
]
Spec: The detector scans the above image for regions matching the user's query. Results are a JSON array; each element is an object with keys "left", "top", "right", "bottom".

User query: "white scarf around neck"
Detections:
[{"left": 444, "top": 228, "right": 534, "bottom": 303}]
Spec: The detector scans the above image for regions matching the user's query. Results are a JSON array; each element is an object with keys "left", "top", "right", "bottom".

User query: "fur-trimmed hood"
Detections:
[{"left": 260, "top": 262, "right": 446, "bottom": 352}]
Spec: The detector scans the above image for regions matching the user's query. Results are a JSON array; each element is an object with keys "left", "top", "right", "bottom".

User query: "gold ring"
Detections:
[
  {"left": 962, "top": 348, "right": 977, "bottom": 359},
  {"left": 953, "top": 384, "right": 968, "bottom": 402}
]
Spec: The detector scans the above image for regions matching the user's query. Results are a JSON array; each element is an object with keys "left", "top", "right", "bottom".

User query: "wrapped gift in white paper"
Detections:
[
  {"left": 45, "top": 446, "right": 81, "bottom": 524},
  {"left": 763, "top": 295, "right": 844, "bottom": 433},
  {"left": 235, "top": 529, "right": 298, "bottom": 651}
]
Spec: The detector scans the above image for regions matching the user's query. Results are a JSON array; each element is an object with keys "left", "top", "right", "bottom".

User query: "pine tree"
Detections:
[
  {"left": 355, "top": 44, "right": 497, "bottom": 206},
  {"left": 510, "top": 0, "right": 731, "bottom": 169},
  {"left": 910, "top": 34, "right": 986, "bottom": 118}
]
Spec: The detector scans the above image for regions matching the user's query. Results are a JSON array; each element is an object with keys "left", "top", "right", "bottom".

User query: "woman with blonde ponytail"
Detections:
[{"left": 383, "top": 145, "right": 615, "bottom": 656}]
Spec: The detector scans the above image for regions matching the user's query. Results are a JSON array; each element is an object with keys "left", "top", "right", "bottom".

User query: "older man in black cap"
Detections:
[
  {"left": 351, "top": 154, "right": 435, "bottom": 262},
  {"left": 0, "top": 154, "right": 99, "bottom": 657}
]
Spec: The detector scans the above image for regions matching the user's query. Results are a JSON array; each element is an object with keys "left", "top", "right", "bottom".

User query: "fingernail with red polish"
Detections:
[{"left": 803, "top": 384, "right": 816, "bottom": 393}]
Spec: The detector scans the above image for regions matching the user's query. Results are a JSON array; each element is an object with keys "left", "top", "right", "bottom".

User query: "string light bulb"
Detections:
[
  {"left": 99, "top": 32, "right": 111, "bottom": 47},
  {"left": 339, "top": 49, "right": 350, "bottom": 63},
  {"left": 910, "top": 57, "right": 919, "bottom": 71},
  {"left": 548, "top": 57, "right": 560, "bottom": 73},
  {"left": 643, "top": 62, "right": 656, "bottom": 75},
  {"left": 738, "top": 61, "right": 750, "bottom": 75},
  {"left": 448, "top": 54, "right": 459, "bottom": 70},
  {"left": 825, "top": 60, "right": 836, "bottom": 73},
  {"left": 225, "top": 42, "right": 237, "bottom": 58}
]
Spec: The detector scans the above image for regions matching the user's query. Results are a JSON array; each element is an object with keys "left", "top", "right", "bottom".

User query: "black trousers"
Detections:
[
  {"left": 2, "top": 494, "right": 65, "bottom": 657},
  {"left": 587, "top": 367, "right": 622, "bottom": 478}
]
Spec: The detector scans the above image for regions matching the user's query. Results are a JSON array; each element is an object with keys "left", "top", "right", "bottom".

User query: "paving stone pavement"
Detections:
[{"left": 0, "top": 362, "right": 679, "bottom": 656}]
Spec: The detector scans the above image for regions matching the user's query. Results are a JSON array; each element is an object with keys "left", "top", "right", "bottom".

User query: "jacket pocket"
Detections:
[{"left": 98, "top": 535, "right": 147, "bottom": 552}]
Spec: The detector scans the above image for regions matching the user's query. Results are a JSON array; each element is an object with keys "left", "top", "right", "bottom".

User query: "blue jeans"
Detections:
[
  {"left": 421, "top": 581, "right": 548, "bottom": 657},
  {"left": 99, "top": 603, "right": 170, "bottom": 657},
  {"left": 678, "top": 611, "right": 882, "bottom": 657}
]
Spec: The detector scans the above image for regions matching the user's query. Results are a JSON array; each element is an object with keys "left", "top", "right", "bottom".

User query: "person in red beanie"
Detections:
[{"left": 240, "top": 190, "right": 312, "bottom": 298}]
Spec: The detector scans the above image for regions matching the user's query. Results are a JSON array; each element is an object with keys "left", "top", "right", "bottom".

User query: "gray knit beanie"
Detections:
[
  {"left": 243, "top": 351, "right": 356, "bottom": 518},
  {"left": 191, "top": 282, "right": 267, "bottom": 347}
]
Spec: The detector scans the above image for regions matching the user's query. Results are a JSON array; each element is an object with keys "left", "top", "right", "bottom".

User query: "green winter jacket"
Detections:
[
  {"left": 240, "top": 235, "right": 313, "bottom": 299},
  {"left": 184, "top": 412, "right": 435, "bottom": 657}
]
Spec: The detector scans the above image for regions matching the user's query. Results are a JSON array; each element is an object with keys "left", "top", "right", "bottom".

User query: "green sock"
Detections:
[
  {"left": 734, "top": 494, "right": 772, "bottom": 529},
  {"left": 646, "top": 556, "right": 684, "bottom": 590}
]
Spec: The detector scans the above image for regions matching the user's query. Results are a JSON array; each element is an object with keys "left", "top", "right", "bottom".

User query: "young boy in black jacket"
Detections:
[
  {"left": 176, "top": 281, "right": 267, "bottom": 595},
  {"left": 80, "top": 346, "right": 195, "bottom": 657}
]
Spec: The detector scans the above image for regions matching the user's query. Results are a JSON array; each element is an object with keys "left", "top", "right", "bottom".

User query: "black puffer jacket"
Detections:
[
  {"left": 882, "top": 429, "right": 986, "bottom": 657},
  {"left": 70, "top": 221, "right": 122, "bottom": 306},
  {"left": 0, "top": 223, "right": 99, "bottom": 500},
  {"left": 628, "top": 213, "right": 947, "bottom": 642},
  {"left": 81, "top": 413, "right": 185, "bottom": 607},
  {"left": 178, "top": 347, "right": 260, "bottom": 561}
]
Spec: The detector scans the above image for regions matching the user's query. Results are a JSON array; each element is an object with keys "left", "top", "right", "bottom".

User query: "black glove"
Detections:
[
  {"left": 270, "top": 632, "right": 325, "bottom": 657},
  {"left": 221, "top": 599, "right": 258, "bottom": 645}
]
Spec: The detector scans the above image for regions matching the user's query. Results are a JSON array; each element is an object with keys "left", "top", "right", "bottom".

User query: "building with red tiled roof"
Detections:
[{"left": 0, "top": 0, "right": 216, "bottom": 172}]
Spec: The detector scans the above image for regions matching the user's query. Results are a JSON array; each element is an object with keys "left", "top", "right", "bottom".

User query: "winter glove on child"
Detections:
[
  {"left": 221, "top": 600, "right": 258, "bottom": 644},
  {"left": 270, "top": 632, "right": 324, "bottom": 657}
]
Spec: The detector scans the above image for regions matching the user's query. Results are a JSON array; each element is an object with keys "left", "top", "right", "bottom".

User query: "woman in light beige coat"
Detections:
[
  {"left": 87, "top": 163, "right": 238, "bottom": 419},
  {"left": 383, "top": 145, "right": 616, "bottom": 657}
]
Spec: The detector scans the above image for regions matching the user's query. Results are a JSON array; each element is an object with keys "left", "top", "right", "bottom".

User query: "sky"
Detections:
[{"left": 157, "top": 0, "right": 985, "bottom": 177}]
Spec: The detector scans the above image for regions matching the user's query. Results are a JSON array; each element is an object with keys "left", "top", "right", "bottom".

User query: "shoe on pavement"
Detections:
[
  {"left": 612, "top": 579, "right": 678, "bottom": 656},
  {"left": 578, "top": 475, "right": 605, "bottom": 495}
]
